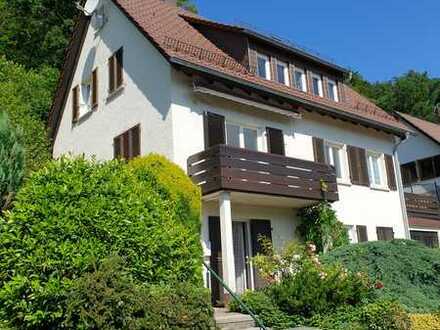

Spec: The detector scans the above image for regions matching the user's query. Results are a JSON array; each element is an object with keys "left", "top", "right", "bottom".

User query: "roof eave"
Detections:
[{"left": 170, "top": 56, "right": 407, "bottom": 138}]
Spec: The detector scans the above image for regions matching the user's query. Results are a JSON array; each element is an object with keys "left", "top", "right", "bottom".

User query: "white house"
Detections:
[
  {"left": 49, "top": 0, "right": 411, "bottom": 304},
  {"left": 396, "top": 112, "right": 440, "bottom": 248}
]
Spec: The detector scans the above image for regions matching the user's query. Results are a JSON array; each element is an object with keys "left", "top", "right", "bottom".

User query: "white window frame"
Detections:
[
  {"left": 327, "top": 79, "right": 339, "bottom": 102},
  {"left": 311, "top": 72, "right": 324, "bottom": 97},
  {"left": 79, "top": 76, "right": 93, "bottom": 118},
  {"left": 225, "top": 121, "right": 264, "bottom": 152},
  {"left": 256, "top": 53, "right": 271, "bottom": 80},
  {"left": 293, "top": 68, "right": 307, "bottom": 92},
  {"left": 276, "top": 60, "right": 289, "bottom": 86},
  {"left": 324, "top": 141, "right": 350, "bottom": 184},
  {"left": 366, "top": 151, "right": 388, "bottom": 189}
]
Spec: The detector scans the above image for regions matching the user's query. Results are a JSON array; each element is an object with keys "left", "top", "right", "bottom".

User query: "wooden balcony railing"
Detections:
[
  {"left": 405, "top": 192, "right": 440, "bottom": 219},
  {"left": 187, "top": 145, "right": 338, "bottom": 202}
]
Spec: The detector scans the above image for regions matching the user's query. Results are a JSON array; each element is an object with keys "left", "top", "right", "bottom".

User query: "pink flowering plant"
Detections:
[{"left": 251, "top": 239, "right": 376, "bottom": 318}]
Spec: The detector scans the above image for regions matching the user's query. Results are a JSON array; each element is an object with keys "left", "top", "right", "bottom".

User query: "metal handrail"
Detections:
[{"left": 203, "top": 261, "right": 268, "bottom": 330}]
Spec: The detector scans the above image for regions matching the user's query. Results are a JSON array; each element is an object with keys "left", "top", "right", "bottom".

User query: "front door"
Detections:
[{"left": 232, "top": 221, "right": 249, "bottom": 293}]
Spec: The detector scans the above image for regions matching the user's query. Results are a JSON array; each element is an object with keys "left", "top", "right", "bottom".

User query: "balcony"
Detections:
[{"left": 187, "top": 144, "right": 338, "bottom": 202}]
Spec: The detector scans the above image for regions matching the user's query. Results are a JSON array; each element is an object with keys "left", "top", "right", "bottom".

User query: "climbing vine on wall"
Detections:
[{"left": 297, "top": 201, "right": 349, "bottom": 253}]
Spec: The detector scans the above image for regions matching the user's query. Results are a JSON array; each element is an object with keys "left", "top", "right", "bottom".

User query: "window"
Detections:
[
  {"left": 410, "top": 230, "right": 439, "bottom": 248},
  {"left": 376, "top": 227, "right": 394, "bottom": 241},
  {"left": 345, "top": 225, "right": 357, "bottom": 243},
  {"left": 276, "top": 61, "right": 289, "bottom": 86},
  {"left": 114, "top": 125, "right": 140, "bottom": 160},
  {"left": 293, "top": 68, "right": 307, "bottom": 92},
  {"left": 257, "top": 53, "right": 271, "bottom": 80},
  {"left": 401, "top": 162, "right": 418, "bottom": 185},
  {"left": 419, "top": 157, "right": 436, "bottom": 180},
  {"left": 226, "top": 122, "right": 259, "bottom": 151},
  {"left": 311, "top": 73, "right": 323, "bottom": 97},
  {"left": 324, "top": 142, "right": 346, "bottom": 180},
  {"left": 327, "top": 79, "right": 339, "bottom": 102},
  {"left": 367, "top": 151, "right": 385, "bottom": 187},
  {"left": 109, "top": 47, "right": 123, "bottom": 94},
  {"left": 356, "top": 225, "right": 368, "bottom": 242}
]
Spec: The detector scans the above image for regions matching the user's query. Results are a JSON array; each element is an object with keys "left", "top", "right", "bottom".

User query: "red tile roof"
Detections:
[
  {"left": 49, "top": 0, "right": 409, "bottom": 140},
  {"left": 112, "top": 0, "right": 407, "bottom": 133},
  {"left": 397, "top": 112, "right": 440, "bottom": 145}
]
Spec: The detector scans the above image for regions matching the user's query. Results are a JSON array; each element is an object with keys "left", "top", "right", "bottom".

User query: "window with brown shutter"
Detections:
[
  {"left": 91, "top": 69, "right": 98, "bottom": 108},
  {"left": 347, "top": 146, "right": 370, "bottom": 186},
  {"left": 313, "top": 137, "right": 325, "bottom": 163},
  {"left": 356, "top": 225, "right": 368, "bottom": 242},
  {"left": 108, "top": 47, "right": 123, "bottom": 94},
  {"left": 266, "top": 127, "right": 285, "bottom": 155},
  {"left": 376, "top": 227, "right": 394, "bottom": 241},
  {"left": 385, "top": 154, "right": 397, "bottom": 190},
  {"left": 113, "top": 124, "right": 141, "bottom": 160},
  {"left": 72, "top": 85, "right": 80, "bottom": 123},
  {"left": 204, "top": 112, "right": 225, "bottom": 149}
]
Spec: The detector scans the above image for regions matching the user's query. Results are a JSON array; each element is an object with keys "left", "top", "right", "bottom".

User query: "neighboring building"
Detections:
[
  {"left": 49, "top": 0, "right": 410, "bottom": 304},
  {"left": 395, "top": 112, "right": 440, "bottom": 248}
]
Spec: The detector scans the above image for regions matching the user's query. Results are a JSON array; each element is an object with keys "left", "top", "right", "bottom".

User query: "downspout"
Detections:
[{"left": 393, "top": 133, "right": 411, "bottom": 239}]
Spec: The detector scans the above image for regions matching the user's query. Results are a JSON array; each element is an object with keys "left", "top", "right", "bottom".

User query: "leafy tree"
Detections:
[
  {"left": 349, "top": 71, "right": 440, "bottom": 123},
  {"left": 0, "top": 57, "right": 56, "bottom": 173},
  {"left": 0, "top": 112, "right": 24, "bottom": 212},
  {"left": 177, "top": 0, "right": 198, "bottom": 13}
]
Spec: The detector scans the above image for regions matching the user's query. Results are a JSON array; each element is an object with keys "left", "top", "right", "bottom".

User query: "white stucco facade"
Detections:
[{"left": 52, "top": 0, "right": 410, "bottom": 292}]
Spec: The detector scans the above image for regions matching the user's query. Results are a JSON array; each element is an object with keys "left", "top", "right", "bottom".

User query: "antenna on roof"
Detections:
[{"left": 76, "top": 0, "right": 99, "bottom": 16}]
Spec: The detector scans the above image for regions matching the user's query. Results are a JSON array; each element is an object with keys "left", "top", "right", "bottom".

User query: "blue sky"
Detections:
[{"left": 193, "top": 0, "right": 439, "bottom": 82}]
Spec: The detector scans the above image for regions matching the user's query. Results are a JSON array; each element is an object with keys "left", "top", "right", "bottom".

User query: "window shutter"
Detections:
[
  {"left": 72, "top": 85, "right": 80, "bottom": 123},
  {"left": 113, "top": 135, "right": 122, "bottom": 159},
  {"left": 348, "top": 146, "right": 369, "bottom": 186},
  {"left": 313, "top": 137, "right": 325, "bottom": 163},
  {"left": 108, "top": 55, "right": 115, "bottom": 93},
  {"left": 122, "top": 131, "right": 130, "bottom": 159},
  {"left": 208, "top": 216, "right": 223, "bottom": 305},
  {"left": 204, "top": 112, "right": 225, "bottom": 149},
  {"left": 385, "top": 154, "right": 397, "bottom": 191},
  {"left": 377, "top": 227, "right": 394, "bottom": 241},
  {"left": 250, "top": 219, "right": 272, "bottom": 289},
  {"left": 116, "top": 47, "right": 124, "bottom": 88},
  {"left": 356, "top": 225, "right": 368, "bottom": 242},
  {"left": 266, "top": 127, "right": 285, "bottom": 155},
  {"left": 131, "top": 125, "right": 140, "bottom": 158},
  {"left": 92, "top": 68, "right": 98, "bottom": 108},
  {"left": 358, "top": 148, "right": 370, "bottom": 186}
]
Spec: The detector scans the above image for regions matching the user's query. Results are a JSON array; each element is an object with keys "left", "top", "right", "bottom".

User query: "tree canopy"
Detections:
[{"left": 349, "top": 71, "right": 440, "bottom": 123}]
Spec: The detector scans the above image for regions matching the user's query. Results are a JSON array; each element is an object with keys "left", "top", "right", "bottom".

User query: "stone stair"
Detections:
[{"left": 214, "top": 307, "right": 258, "bottom": 329}]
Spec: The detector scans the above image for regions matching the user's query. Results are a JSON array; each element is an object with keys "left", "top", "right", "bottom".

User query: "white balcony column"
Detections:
[{"left": 219, "top": 191, "right": 236, "bottom": 293}]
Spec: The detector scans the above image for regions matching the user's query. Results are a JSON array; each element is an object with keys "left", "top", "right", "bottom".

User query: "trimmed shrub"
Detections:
[
  {"left": 310, "top": 299, "right": 411, "bottom": 330},
  {"left": 410, "top": 313, "right": 440, "bottom": 330},
  {"left": 321, "top": 239, "right": 440, "bottom": 312},
  {"left": 0, "top": 156, "right": 203, "bottom": 328},
  {"left": 229, "top": 290, "right": 300, "bottom": 329},
  {"left": 0, "top": 112, "right": 25, "bottom": 212},
  {"left": 297, "top": 201, "right": 349, "bottom": 253},
  {"left": 65, "top": 256, "right": 214, "bottom": 330},
  {"left": 128, "top": 154, "right": 201, "bottom": 231}
]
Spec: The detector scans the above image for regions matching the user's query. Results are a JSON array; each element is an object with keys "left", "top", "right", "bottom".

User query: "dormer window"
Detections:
[
  {"left": 327, "top": 79, "right": 339, "bottom": 102},
  {"left": 276, "top": 61, "right": 289, "bottom": 86},
  {"left": 293, "top": 68, "right": 307, "bottom": 92},
  {"left": 257, "top": 53, "right": 271, "bottom": 80},
  {"left": 311, "top": 73, "right": 323, "bottom": 97}
]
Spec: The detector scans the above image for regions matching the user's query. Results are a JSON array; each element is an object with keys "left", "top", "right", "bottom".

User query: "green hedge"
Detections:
[
  {"left": 0, "top": 156, "right": 204, "bottom": 328},
  {"left": 321, "top": 239, "right": 440, "bottom": 313},
  {"left": 65, "top": 257, "right": 214, "bottom": 330}
]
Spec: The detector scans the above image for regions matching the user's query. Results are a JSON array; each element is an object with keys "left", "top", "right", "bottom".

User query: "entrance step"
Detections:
[{"left": 214, "top": 307, "right": 256, "bottom": 329}]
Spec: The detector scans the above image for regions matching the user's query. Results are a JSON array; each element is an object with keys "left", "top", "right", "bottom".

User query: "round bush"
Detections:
[
  {"left": 321, "top": 239, "right": 440, "bottom": 313},
  {"left": 0, "top": 156, "right": 203, "bottom": 328}
]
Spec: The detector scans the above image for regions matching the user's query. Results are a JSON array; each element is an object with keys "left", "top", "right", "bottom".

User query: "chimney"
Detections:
[{"left": 164, "top": 0, "right": 177, "bottom": 6}]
